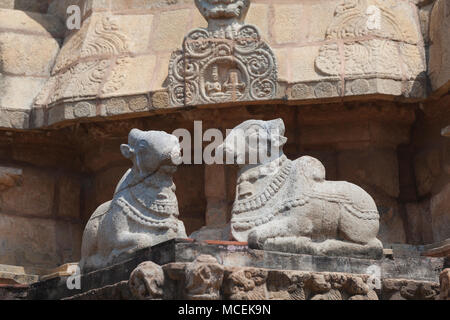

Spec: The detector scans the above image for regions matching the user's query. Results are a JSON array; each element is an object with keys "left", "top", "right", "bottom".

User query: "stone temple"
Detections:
[{"left": 0, "top": 0, "right": 449, "bottom": 300}]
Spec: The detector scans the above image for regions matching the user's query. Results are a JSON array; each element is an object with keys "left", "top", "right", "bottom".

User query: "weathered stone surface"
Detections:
[
  {"left": 128, "top": 261, "right": 164, "bottom": 300},
  {"left": 0, "top": 0, "right": 49, "bottom": 12},
  {"left": 0, "top": 166, "right": 22, "bottom": 192},
  {"left": 5, "top": 239, "right": 442, "bottom": 300},
  {"left": 0, "top": 214, "right": 81, "bottom": 268},
  {"left": 40, "top": 263, "right": 81, "bottom": 282},
  {"left": 218, "top": 119, "right": 383, "bottom": 259},
  {"left": 45, "top": 262, "right": 440, "bottom": 300},
  {"left": 381, "top": 278, "right": 440, "bottom": 300},
  {"left": 204, "top": 164, "right": 229, "bottom": 227},
  {"left": 0, "top": 33, "right": 59, "bottom": 77},
  {"left": 0, "top": 76, "right": 47, "bottom": 111},
  {"left": 337, "top": 148, "right": 399, "bottom": 198},
  {"left": 80, "top": 129, "right": 187, "bottom": 272},
  {"left": 0, "top": 284, "right": 29, "bottom": 300},
  {"left": 430, "top": 183, "right": 450, "bottom": 242},
  {"left": 57, "top": 175, "right": 81, "bottom": 220},
  {"left": 429, "top": 0, "right": 450, "bottom": 94},
  {"left": 0, "top": 167, "right": 55, "bottom": 217},
  {"left": 0, "top": 9, "right": 64, "bottom": 38},
  {"left": 64, "top": 281, "right": 132, "bottom": 300},
  {"left": 405, "top": 202, "right": 434, "bottom": 245},
  {"left": 423, "top": 239, "right": 450, "bottom": 258},
  {"left": 0, "top": 0, "right": 430, "bottom": 129},
  {"left": 0, "top": 9, "right": 64, "bottom": 129},
  {"left": 185, "top": 255, "right": 224, "bottom": 300},
  {"left": 440, "top": 269, "right": 450, "bottom": 300},
  {"left": 414, "top": 148, "right": 442, "bottom": 197},
  {"left": 224, "top": 267, "right": 268, "bottom": 300},
  {"left": 152, "top": 91, "right": 169, "bottom": 109},
  {"left": 314, "top": 0, "right": 425, "bottom": 96},
  {"left": 377, "top": 202, "right": 407, "bottom": 244},
  {"left": 72, "top": 261, "right": 441, "bottom": 300},
  {"left": 0, "top": 264, "right": 39, "bottom": 285},
  {"left": 36, "top": 13, "right": 134, "bottom": 106}
]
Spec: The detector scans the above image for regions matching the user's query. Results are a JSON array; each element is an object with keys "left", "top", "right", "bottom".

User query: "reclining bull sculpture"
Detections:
[
  {"left": 218, "top": 119, "right": 383, "bottom": 259},
  {"left": 80, "top": 129, "right": 187, "bottom": 271}
]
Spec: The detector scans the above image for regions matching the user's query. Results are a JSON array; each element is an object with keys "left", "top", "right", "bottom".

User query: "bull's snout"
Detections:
[{"left": 169, "top": 144, "right": 182, "bottom": 166}]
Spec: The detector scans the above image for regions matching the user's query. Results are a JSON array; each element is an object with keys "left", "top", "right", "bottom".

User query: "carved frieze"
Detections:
[
  {"left": 168, "top": 0, "right": 277, "bottom": 106},
  {"left": 315, "top": 0, "right": 424, "bottom": 81},
  {"left": 129, "top": 261, "right": 165, "bottom": 300},
  {"left": 185, "top": 255, "right": 224, "bottom": 300}
]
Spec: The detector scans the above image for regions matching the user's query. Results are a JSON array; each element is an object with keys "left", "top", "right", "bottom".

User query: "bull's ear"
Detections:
[
  {"left": 269, "top": 118, "right": 285, "bottom": 135},
  {"left": 120, "top": 144, "right": 133, "bottom": 159},
  {"left": 272, "top": 135, "right": 287, "bottom": 148}
]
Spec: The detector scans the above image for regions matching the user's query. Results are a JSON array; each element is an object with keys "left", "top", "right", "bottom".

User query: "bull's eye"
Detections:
[{"left": 138, "top": 141, "right": 150, "bottom": 151}]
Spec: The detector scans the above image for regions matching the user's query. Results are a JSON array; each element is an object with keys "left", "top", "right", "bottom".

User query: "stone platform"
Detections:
[{"left": 10, "top": 239, "right": 441, "bottom": 300}]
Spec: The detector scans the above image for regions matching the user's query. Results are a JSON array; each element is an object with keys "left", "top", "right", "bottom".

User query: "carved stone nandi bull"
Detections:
[
  {"left": 80, "top": 129, "right": 187, "bottom": 271},
  {"left": 218, "top": 119, "right": 383, "bottom": 259}
]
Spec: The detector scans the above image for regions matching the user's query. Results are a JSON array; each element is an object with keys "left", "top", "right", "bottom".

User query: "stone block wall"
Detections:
[
  {"left": 0, "top": 0, "right": 448, "bottom": 270},
  {"left": 0, "top": 130, "right": 83, "bottom": 269}
]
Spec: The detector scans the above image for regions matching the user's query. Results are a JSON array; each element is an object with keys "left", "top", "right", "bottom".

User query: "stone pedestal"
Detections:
[{"left": 0, "top": 239, "right": 442, "bottom": 300}]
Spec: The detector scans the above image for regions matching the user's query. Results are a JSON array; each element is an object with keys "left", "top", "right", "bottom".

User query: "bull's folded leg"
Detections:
[
  {"left": 262, "top": 237, "right": 383, "bottom": 259},
  {"left": 247, "top": 215, "right": 313, "bottom": 249},
  {"left": 316, "top": 238, "right": 383, "bottom": 259},
  {"left": 263, "top": 236, "right": 317, "bottom": 255}
]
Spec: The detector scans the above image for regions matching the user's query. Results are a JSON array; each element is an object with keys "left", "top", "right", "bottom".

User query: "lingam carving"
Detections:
[
  {"left": 218, "top": 119, "right": 383, "bottom": 259},
  {"left": 37, "top": 16, "right": 131, "bottom": 106},
  {"left": 185, "top": 255, "right": 224, "bottom": 300},
  {"left": 168, "top": 0, "right": 277, "bottom": 106},
  {"left": 129, "top": 261, "right": 165, "bottom": 300},
  {"left": 80, "top": 129, "right": 187, "bottom": 271}
]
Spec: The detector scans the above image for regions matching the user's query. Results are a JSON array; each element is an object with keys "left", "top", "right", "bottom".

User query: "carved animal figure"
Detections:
[
  {"left": 218, "top": 119, "right": 383, "bottom": 259},
  {"left": 80, "top": 129, "right": 187, "bottom": 271},
  {"left": 195, "top": 0, "right": 250, "bottom": 22}
]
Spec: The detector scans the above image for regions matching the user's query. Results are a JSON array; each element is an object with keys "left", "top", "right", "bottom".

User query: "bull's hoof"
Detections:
[{"left": 248, "top": 231, "right": 265, "bottom": 249}]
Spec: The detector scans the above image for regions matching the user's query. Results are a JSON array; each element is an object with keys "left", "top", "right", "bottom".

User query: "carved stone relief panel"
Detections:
[
  {"left": 315, "top": 0, "right": 425, "bottom": 81},
  {"left": 168, "top": 0, "right": 277, "bottom": 107},
  {"left": 36, "top": 14, "right": 132, "bottom": 106}
]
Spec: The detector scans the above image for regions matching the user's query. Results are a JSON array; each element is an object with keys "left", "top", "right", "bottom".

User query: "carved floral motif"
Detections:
[
  {"left": 315, "top": 0, "right": 424, "bottom": 80},
  {"left": 37, "top": 16, "right": 131, "bottom": 106}
]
